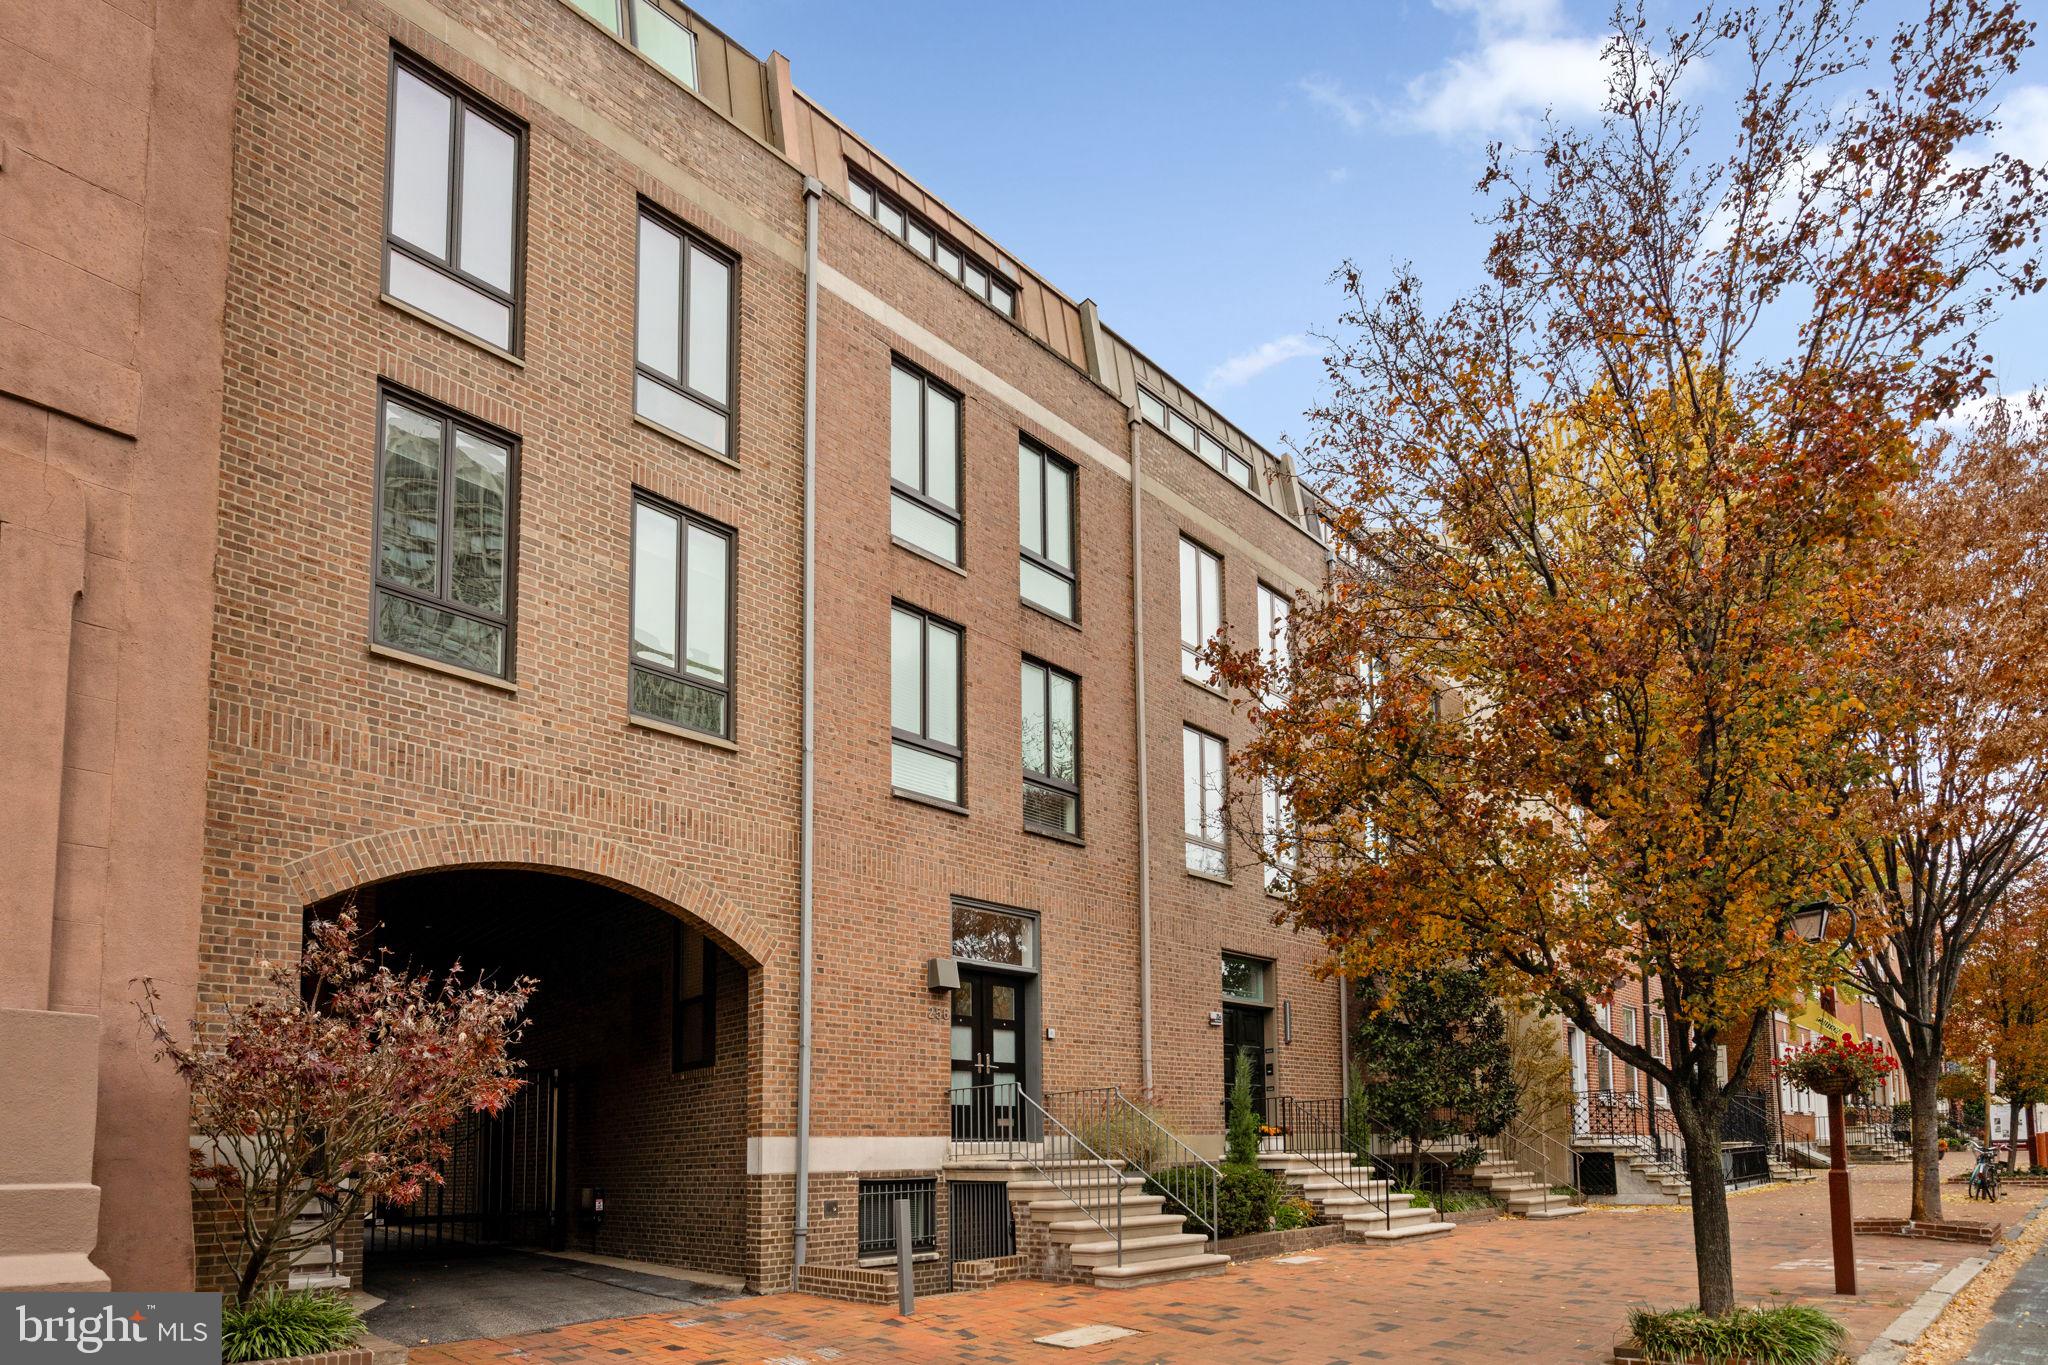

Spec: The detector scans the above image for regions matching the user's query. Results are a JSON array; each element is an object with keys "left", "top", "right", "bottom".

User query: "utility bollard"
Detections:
[{"left": 895, "top": 1197, "right": 915, "bottom": 1316}]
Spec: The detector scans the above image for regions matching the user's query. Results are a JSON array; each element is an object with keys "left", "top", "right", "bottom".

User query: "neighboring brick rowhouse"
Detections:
[{"left": 46, "top": 0, "right": 1356, "bottom": 1299}]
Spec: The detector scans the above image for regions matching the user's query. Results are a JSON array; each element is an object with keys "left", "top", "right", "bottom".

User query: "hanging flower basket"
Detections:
[{"left": 1779, "top": 1036, "right": 1898, "bottom": 1097}]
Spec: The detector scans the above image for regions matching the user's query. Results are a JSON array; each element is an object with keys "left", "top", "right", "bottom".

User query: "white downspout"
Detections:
[
  {"left": 793, "top": 175, "right": 822, "bottom": 1287},
  {"left": 1128, "top": 409, "right": 1153, "bottom": 1095}
]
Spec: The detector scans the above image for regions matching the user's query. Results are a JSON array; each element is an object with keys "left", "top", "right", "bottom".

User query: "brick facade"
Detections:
[{"left": 25, "top": 0, "right": 1352, "bottom": 1297}]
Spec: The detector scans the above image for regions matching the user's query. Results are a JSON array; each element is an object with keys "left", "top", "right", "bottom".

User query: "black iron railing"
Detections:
[
  {"left": 1272, "top": 1095, "right": 1396, "bottom": 1232},
  {"left": 857, "top": 1177, "right": 937, "bottom": 1258},
  {"left": 950, "top": 1081, "right": 1124, "bottom": 1267},
  {"left": 1044, "top": 1086, "right": 1219, "bottom": 1246}
]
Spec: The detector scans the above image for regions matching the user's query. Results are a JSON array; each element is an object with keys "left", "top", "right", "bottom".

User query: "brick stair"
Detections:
[
  {"left": 1256, "top": 1151, "right": 1455, "bottom": 1243},
  {"left": 946, "top": 1158, "right": 1229, "bottom": 1290}
]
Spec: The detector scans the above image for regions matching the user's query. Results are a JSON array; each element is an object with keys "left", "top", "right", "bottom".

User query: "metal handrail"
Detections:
[
  {"left": 1273, "top": 1096, "right": 1395, "bottom": 1232},
  {"left": 1043, "top": 1086, "right": 1220, "bottom": 1248},
  {"left": 1507, "top": 1116, "right": 1587, "bottom": 1215},
  {"left": 1573, "top": 1092, "right": 1690, "bottom": 1176},
  {"left": 949, "top": 1082, "right": 1124, "bottom": 1266}
]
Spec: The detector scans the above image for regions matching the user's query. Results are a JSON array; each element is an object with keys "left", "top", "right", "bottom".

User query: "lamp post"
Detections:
[{"left": 1793, "top": 901, "right": 1855, "bottom": 1296}]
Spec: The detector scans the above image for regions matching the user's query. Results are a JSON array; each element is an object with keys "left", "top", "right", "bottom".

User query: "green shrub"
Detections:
[
  {"left": 1218, "top": 1161, "right": 1283, "bottom": 1238},
  {"left": 222, "top": 1289, "right": 363, "bottom": 1364},
  {"left": 1273, "top": 1195, "right": 1317, "bottom": 1231},
  {"left": 1627, "top": 1304, "right": 1846, "bottom": 1365}
]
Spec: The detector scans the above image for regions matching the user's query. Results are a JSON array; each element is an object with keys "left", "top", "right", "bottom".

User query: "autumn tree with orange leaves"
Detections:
[
  {"left": 1843, "top": 403, "right": 2048, "bottom": 1213},
  {"left": 1211, "top": 1, "right": 2045, "bottom": 1315},
  {"left": 1944, "top": 881, "right": 2048, "bottom": 1171}
]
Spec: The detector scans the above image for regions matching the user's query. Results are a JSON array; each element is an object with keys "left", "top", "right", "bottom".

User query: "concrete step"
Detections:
[
  {"left": 1513, "top": 1203, "right": 1588, "bottom": 1219},
  {"left": 1089, "top": 1252, "right": 1232, "bottom": 1289},
  {"left": 1026, "top": 1194, "right": 1167, "bottom": 1224},
  {"left": 1047, "top": 1212, "right": 1186, "bottom": 1242},
  {"left": 1067, "top": 1232, "right": 1214, "bottom": 1269},
  {"left": 288, "top": 1271, "right": 350, "bottom": 1292},
  {"left": 1346, "top": 1218, "right": 1457, "bottom": 1242}
]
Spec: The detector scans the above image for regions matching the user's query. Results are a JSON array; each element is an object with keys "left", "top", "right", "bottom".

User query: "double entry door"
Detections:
[{"left": 951, "top": 968, "right": 1023, "bottom": 1141}]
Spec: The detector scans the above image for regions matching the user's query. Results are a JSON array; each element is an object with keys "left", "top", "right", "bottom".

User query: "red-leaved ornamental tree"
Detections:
[{"left": 137, "top": 908, "right": 534, "bottom": 1305}]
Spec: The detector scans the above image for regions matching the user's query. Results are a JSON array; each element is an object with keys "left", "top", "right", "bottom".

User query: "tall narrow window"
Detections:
[
  {"left": 672, "top": 923, "right": 716, "bottom": 1071},
  {"left": 1183, "top": 726, "right": 1227, "bottom": 876},
  {"left": 372, "top": 389, "right": 516, "bottom": 677},
  {"left": 629, "top": 494, "right": 733, "bottom": 738},
  {"left": 1257, "top": 581, "right": 1290, "bottom": 706},
  {"left": 384, "top": 58, "right": 523, "bottom": 351},
  {"left": 1620, "top": 1006, "right": 1638, "bottom": 1096},
  {"left": 1018, "top": 440, "right": 1075, "bottom": 619},
  {"left": 890, "top": 363, "right": 962, "bottom": 564},
  {"left": 1179, "top": 538, "right": 1223, "bottom": 684},
  {"left": 1021, "top": 658, "right": 1079, "bottom": 835},
  {"left": 1261, "top": 780, "right": 1294, "bottom": 891},
  {"left": 636, "top": 205, "right": 735, "bottom": 457},
  {"left": 892, "top": 604, "right": 963, "bottom": 803},
  {"left": 1595, "top": 1004, "right": 1614, "bottom": 1093}
]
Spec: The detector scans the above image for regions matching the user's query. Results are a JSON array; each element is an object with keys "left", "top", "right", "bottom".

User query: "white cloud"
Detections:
[
  {"left": 1990, "top": 84, "right": 2048, "bottom": 166},
  {"left": 1205, "top": 334, "right": 1318, "bottom": 392},
  {"left": 1299, "top": 75, "right": 1369, "bottom": 132},
  {"left": 1941, "top": 387, "right": 2044, "bottom": 433},
  {"left": 1327, "top": 167, "right": 1353, "bottom": 185},
  {"left": 1402, "top": 0, "right": 1612, "bottom": 140}
]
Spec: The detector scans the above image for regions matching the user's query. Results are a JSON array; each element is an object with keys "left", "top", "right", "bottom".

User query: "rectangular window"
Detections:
[
  {"left": 566, "top": 0, "right": 698, "bottom": 88},
  {"left": 1018, "top": 439, "right": 1075, "bottom": 619},
  {"left": 1257, "top": 581, "right": 1290, "bottom": 705},
  {"left": 1179, "top": 537, "right": 1223, "bottom": 684},
  {"left": 850, "top": 171, "right": 1016, "bottom": 317},
  {"left": 1621, "top": 1006, "right": 1638, "bottom": 1096},
  {"left": 672, "top": 923, "right": 717, "bottom": 1070},
  {"left": 384, "top": 57, "right": 523, "bottom": 352},
  {"left": 636, "top": 204, "right": 735, "bottom": 457},
  {"left": 1595, "top": 1004, "right": 1613, "bottom": 1093},
  {"left": 952, "top": 900, "right": 1036, "bottom": 968},
  {"left": 1140, "top": 388, "right": 1256, "bottom": 492},
  {"left": 857, "top": 1178, "right": 937, "bottom": 1258},
  {"left": 1650, "top": 1013, "right": 1668, "bottom": 1106},
  {"left": 1020, "top": 658, "right": 1079, "bottom": 836},
  {"left": 1221, "top": 953, "right": 1268, "bottom": 1003},
  {"left": 629, "top": 493, "right": 733, "bottom": 738},
  {"left": 1261, "top": 780, "right": 1294, "bottom": 891},
  {"left": 372, "top": 389, "right": 516, "bottom": 677},
  {"left": 890, "top": 362, "right": 962, "bottom": 564},
  {"left": 1184, "top": 725, "right": 1227, "bottom": 877},
  {"left": 892, "top": 604, "right": 963, "bottom": 804}
]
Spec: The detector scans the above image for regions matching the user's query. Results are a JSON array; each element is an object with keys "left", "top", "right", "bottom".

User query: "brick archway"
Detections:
[{"left": 283, "top": 822, "right": 771, "bottom": 967}]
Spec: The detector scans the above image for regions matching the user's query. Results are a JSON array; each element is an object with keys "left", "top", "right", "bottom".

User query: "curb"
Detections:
[{"left": 1857, "top": 1200, "right": 2045, "bottom": 1364}]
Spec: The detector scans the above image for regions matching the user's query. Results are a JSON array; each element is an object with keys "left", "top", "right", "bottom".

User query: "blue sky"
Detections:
[{"left": 713, "top": 0, "right": 2048, "bottom": 454}]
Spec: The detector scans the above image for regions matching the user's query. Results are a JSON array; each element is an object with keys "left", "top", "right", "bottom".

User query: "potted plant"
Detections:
[{"left": 1778, "top": 1036, "right": 1899, "bottom": 1097}]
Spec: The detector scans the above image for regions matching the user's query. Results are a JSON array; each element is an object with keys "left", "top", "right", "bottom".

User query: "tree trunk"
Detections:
[
  {"left": 2010, "top": 1099, "right": 2023, "bottom": 1168},
  {"left": 1670, "top": 1091, "right": 1736, "bottom": 1315},
  {"left": 1905, "top": 1055, "right": 1943, "bottom": 1222}
]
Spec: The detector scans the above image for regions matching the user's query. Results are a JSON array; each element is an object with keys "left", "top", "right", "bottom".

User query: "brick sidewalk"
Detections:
[{"left": 412, "top": 1160, "right": 2037, "bottom": 1364}]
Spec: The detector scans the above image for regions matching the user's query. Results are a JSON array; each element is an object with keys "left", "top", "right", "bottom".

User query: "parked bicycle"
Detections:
[{"left": 1968, "top": 1145, "right": 2002, "bottom": 1202}]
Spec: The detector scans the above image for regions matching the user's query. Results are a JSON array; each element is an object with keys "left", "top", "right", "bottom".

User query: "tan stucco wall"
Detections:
[{"left": 0, "top": 0, "right": 241, "bottom": 1290}]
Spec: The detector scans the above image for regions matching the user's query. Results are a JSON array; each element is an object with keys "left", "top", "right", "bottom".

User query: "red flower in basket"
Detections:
[{"left": 1778, "top": 1036, "right": 1898, "bottom": 1096}]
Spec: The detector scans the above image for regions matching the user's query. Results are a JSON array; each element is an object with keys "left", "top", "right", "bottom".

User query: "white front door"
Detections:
[{"left": 1568, "top": 1026, "right": 1590, "bottom": 1136}]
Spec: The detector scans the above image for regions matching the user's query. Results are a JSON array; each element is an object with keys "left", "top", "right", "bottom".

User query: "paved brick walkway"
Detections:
[{"left": 412, "top": 1160, "right": 2039, "bottom": 1364}]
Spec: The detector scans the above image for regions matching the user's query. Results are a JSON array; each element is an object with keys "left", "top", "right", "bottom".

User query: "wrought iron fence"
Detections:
[
  {"left": 946, "top": 1179, "right": 1016, "bottom": 1266},
  {"left": 1571, "top": 1092, "right": 1690, "bottom": 1175},
  {"left": 1044, "top": 1086, "right": 1219, "bottom": 1245}
]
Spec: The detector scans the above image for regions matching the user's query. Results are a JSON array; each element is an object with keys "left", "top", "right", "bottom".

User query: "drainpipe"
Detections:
[
  {"left": 1128, "top": 409, "right": 1153, "bottom": 1096},
  {"left": 793, "top": 175, "right": 822, "bottom": 1287}
]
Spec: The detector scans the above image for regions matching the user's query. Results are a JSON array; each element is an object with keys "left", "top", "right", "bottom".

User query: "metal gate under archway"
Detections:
[{"left": 365, "top": 1069, "right": 565, "bottom": 1256}]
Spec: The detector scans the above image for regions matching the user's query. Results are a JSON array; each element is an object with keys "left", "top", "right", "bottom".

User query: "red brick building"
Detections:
[{"left": 4, "top": 0, "right": 1348, "bottom": 1297}]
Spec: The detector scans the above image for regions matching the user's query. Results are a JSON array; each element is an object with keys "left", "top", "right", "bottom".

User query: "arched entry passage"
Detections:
[{"left": 288, "top": 826, "right": 760, "bottom": 1318}]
